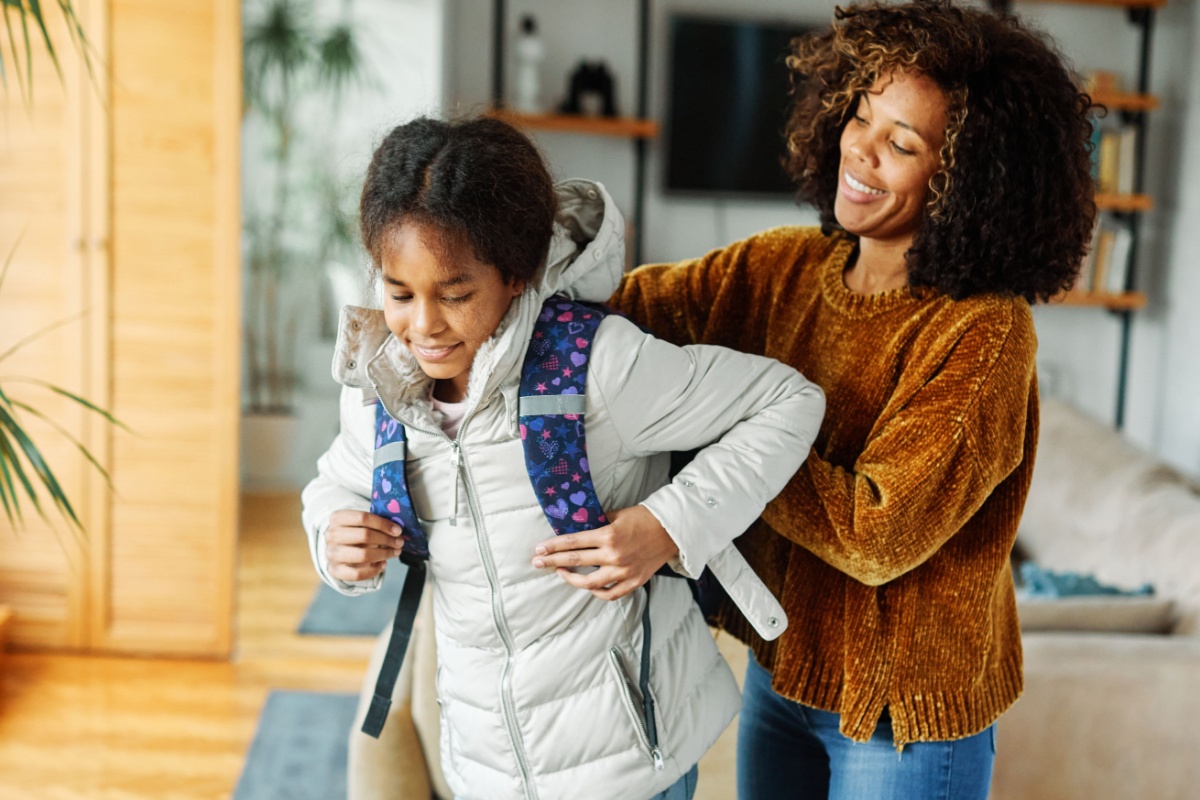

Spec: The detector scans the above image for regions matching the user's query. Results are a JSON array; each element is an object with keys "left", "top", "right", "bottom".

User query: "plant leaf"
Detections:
[
  {"left": 0, "top": 377, "right": 130, "bottom": 432},
  {"left": 25, "top": 0, "right": 64, "bottom": 90},
  {"left": 0, "top": 402, "right": 81, "bottom": 528},
  {"left": 0, "top": 310, "right": 86, "bottom": 364},
  {"left": 0, "top": 420, "right": 44, "bottom": 523},
  {"left": 0, "top": 231, "right": 25, "bottom": 297},
  {"left": 0, "top": 433, "right": 21, "bottom": 527},
  {"left": 9, "top": 398, "right": 113, "bottom": 490}
]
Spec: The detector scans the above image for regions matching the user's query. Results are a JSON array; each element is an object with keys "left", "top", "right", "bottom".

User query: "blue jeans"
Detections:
[
  {"left": 649, "top": 763, "right": 698, "bottom": 800},
  {"left": 738, "top": 652, "right": 995, "bottom": 800}
]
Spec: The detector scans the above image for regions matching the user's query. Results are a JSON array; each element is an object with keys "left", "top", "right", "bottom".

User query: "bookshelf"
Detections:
[
  {"left": 488, "top": 110, "right": 659, "bottom": 139},
  {"left": 993, "top": 0, "right": 1161, "bottom": 428},
  {"left": 489, "top": 0, "right": 655, "bottom": 264}
]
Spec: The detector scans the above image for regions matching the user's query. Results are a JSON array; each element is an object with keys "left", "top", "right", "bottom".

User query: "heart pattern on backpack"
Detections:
[{"left": 519, "top": 297, "right": 611, "bottom": 536}]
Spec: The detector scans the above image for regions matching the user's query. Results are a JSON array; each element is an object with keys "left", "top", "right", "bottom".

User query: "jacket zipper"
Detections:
[
  {"left": 375, "top": 391, "right": 540, "bottom": 800},
  {"left": 607, "top": 648, "right": 665, "bottom": 771}
]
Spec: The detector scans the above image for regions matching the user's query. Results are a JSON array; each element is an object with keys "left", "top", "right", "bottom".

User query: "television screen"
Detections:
[{"left": 664, "top": 15, "right": 814, "bottom": 197}]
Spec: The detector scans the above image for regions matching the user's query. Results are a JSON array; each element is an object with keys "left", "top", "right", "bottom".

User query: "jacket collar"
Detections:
[{"left": 330, "top": 179, "right": 624, "bottom": 423}]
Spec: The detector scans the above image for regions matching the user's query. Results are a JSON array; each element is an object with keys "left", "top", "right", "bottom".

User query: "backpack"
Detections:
[{"left": 361, "top": 296, "right": 668, "bottom": 771}]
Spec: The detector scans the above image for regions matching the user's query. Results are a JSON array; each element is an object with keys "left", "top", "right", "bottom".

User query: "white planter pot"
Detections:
[{"left": 241, "top": 412, "right": 303, "bottom": 492}]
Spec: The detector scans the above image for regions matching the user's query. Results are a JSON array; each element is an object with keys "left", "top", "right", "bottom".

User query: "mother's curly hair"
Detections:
[{"left": 786, "top": 0, "right": 1097, "bottom": 302}]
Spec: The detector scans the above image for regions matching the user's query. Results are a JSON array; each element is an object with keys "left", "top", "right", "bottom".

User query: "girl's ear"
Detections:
[{"left": 509, "top": 279, "right": 527, "bottom": 298}]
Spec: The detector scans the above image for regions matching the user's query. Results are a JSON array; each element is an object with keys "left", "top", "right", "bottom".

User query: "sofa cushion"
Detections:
[{"left": 1017, "top": 595, "right": 1174, "bottom": 634}]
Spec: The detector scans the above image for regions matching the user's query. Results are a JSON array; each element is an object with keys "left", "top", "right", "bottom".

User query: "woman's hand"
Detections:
[
  {"left": 324, "top": 509, "right": 406, "bottom": 583},
  {"left": 531, "top": 505, "right": 680, "bottom": 601}
]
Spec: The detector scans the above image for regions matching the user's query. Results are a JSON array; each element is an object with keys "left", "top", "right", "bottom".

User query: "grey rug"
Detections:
[
  {"left": 297, "top": 563, "right": 407, "bottom": 636},
  {"left": 233, "top": 690, "right": 358, "bottom": 800}
]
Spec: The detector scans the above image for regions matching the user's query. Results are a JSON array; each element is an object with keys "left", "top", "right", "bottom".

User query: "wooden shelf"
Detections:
[
  {"left": 1091, "top": 90, "right": 1160, "bottom": 112},
  {"left": 1014, "top": 0, "right": 1165, "bottom": 8},
  {"left": 489, "top": 110, "right": 660, "bottom": 139},
  {"left": 1096, "top": 192, "right": 1154, "bottom": 212},
  {"left": 1055, "top": 290, "right": 1147, "bottom": 310}
]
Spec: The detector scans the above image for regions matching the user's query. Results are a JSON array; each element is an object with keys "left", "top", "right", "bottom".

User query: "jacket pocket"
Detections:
[{"left": 606, "top": 647, "right": 665, "bottom": 771}]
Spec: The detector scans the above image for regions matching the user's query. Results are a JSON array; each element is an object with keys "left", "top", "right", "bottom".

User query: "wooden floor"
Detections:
[
  {"left": 0, "top": 493, "right": 371, "bottom": 800},
  {"left": 0, "top": 492, "right": 743, "bottom": 800}
]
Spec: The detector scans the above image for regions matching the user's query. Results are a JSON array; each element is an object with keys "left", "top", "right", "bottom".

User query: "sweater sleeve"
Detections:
[
  {"left": 588, "top": 315, "right": 825, "bottom": 577},
  {"left": 761, "top": 300, "right": 1037, "bottom": 586}
]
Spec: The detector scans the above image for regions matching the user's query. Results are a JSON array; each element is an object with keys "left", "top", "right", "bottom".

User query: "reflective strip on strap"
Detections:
[
  {"left": 518, "top": 394, "right": 587, "bottom": 417},
  {"left": 373, "top": 441, "right": 407, "bottom": 468}
]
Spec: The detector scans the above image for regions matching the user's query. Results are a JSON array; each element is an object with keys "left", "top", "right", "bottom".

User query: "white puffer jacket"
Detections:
[{"left": 302, "top": 180, "right": 825, "bottom": 800}]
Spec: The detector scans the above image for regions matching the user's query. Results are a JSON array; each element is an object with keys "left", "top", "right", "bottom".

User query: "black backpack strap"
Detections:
[{"left": 361, "top": 559, "right": 426, "bottom": 738}]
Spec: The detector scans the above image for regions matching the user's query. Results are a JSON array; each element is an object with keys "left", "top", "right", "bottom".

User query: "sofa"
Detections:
[{"left": 990, "top": 399, "right": 1200, "bottom": 800}]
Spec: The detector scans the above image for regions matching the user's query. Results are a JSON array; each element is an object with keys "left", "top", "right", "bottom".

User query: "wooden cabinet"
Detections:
[{"left": 0, "top": 0, "right": 240, "bottom": 657}]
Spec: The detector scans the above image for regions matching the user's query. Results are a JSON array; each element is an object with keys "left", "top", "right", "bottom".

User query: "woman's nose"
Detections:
[{"left": 846, "top": 130, "right": 880, "bottom": 166}]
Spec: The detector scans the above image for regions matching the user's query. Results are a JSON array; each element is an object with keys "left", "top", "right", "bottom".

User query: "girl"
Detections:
[{"left": 301, "top": 116, "right": 825, "bottom": 800}]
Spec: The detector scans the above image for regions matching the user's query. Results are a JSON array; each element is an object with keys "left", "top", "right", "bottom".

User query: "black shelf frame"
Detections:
[{"left": 992, "top": 0, "right": 1158, "bottom": 428}]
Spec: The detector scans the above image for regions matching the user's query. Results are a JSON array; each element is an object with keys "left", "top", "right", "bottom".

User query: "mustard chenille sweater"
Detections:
[{"left": 612, "top": 226, "right": 1038, "bottom": 747}]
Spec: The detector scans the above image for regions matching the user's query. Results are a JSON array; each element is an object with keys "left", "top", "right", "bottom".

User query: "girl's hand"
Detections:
[
  {"left": 531, "top": 505, "right": 680, "bottom": 601},
  {"left": 324, "top": 509, "right": 406, "bottom": 582}
]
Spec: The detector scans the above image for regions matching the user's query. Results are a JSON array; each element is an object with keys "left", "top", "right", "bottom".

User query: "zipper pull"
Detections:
[
  {"left": 651, "top": 746, "right": 664, "bottom": 772},
  {"left": 449, "top": 442, "right": 461, "bottom": 527}
]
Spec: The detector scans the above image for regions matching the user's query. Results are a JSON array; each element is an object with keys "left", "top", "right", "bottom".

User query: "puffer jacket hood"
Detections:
[{"left": 330, "top": 178, "right": 624, "bottom": 421}]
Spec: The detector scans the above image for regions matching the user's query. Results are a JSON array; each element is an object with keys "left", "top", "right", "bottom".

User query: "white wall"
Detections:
[
  {"left": 447, "top": 0, "right": 1200, "bottom": 476},
  {"left": 241, "top": 0, "right": 448, "bottom": 490}
]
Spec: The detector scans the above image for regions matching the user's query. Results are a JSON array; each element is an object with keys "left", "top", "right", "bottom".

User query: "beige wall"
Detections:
[{"left": 0, "top": 0, "right": 240, "bottom": 657}]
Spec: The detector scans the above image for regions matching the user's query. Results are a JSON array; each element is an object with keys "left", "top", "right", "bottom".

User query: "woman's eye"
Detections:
[
  {"left": 390, "top": 294, "right": 412, "bottom": 303},
  {"left": 443, "top": 293, "right": 474, "bottom": 304},
  {"left": 891, "top": 141, "right": 915, "bottom": 156}
]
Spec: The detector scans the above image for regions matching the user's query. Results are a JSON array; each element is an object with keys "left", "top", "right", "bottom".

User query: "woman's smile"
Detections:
[{"left": 841, "top": 170, "right": 888, "bottom": 200}]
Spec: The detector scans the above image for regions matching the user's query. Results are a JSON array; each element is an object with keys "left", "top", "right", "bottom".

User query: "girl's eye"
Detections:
[
  {"left": 891, "top": 141, "right": 915, "bottom": 156},
  {"left": 390, "top": 294, "right": 412, "bottom": 303},
  {"left": 443, "top": 293, "right": 474, "bottom": 304},
  {"left": 853, "top": 113, "right": 868, "bottom": 125}
]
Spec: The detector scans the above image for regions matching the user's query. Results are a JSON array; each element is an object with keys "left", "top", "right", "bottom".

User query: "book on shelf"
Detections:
[
  {"left": 1094, "top": 123, "right": 1139, "bottom": 195},
  {"left": 1105, "top": 223, "right": 1133, "bottom": 294},
  {"left": 1075, "top": 215, "right": 1134, "bottom": 296}
]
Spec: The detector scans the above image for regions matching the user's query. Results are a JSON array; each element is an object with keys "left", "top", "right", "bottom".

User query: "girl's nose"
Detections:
[{"left": 410, "top": 297, "right": 444, "bottom": 335}]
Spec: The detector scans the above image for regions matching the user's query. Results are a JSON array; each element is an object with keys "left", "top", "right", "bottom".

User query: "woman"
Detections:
[{"left": 531, "top": 1, "right": 1096, "bottom": 797}]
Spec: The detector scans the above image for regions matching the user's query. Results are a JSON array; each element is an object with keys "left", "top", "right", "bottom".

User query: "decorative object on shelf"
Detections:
[
  {"left": 559, "top": 60, "right": 618, "bottom": 117},
  {"left": 512, "top": 14, "right": 545, "bottom": 113}
]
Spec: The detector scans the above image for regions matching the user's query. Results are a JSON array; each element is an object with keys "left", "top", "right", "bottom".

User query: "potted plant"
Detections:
[{"left": 240, "top": 0, "right": 367, "bottom": 488}]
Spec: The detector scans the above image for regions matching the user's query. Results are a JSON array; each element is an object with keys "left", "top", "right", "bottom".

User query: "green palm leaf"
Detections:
[
  {"left": 0, "top": 400, "right": 80, "bottom": 528},
  {"left": 1, "top": 0, "right": 92, "bottom": 101}
]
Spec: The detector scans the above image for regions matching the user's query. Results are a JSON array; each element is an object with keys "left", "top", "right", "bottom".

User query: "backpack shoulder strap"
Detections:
[
  {"left": 518, "top": 296, "right": 608, "bottom": 536},
  {"left": 369, "top": 402, "right": 428, "bottom": 560},
  {"left": 362, "top": 400, "right": 430, "bottom": 739}
]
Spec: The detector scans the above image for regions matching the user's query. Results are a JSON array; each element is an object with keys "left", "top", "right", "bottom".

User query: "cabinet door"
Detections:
[
  {"left": 0, "top": 0, "right": 241, "bottom": 657},
  {"left": 0, "top": 1, "right": 103, "bottom": 650}
]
